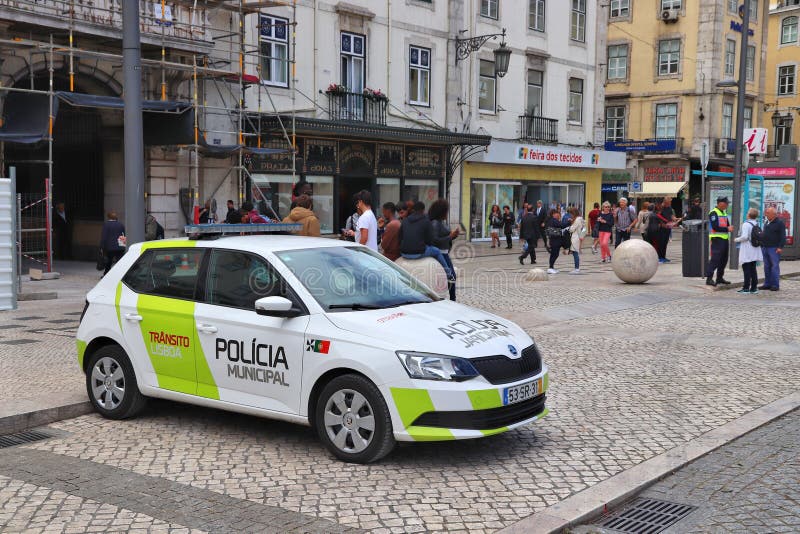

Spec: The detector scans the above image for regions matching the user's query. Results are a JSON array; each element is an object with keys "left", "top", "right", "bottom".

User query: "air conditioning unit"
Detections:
[
  {"left": 717, "top": 138, "right": 731, "bottom": 154},
  {"left": 661, "top": 9, "right": 679, "bottom": 22}
]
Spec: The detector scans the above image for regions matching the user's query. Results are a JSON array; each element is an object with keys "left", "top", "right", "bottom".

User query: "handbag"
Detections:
[{"left": 96, "top": 249, "right": 105, "bottom": 271}]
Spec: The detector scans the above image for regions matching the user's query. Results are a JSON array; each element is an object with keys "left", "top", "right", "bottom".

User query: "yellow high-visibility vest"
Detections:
[{"left": 709, "top": 207, "right": 730, "bottom": 240}]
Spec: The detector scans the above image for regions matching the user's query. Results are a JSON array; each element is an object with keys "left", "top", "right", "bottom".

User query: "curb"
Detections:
[
  {"left": 0, "top": 400, "right": 92, "bottom": 436},
  {"left": 497, "top": 391, "right": 800, "bottom": 534}
]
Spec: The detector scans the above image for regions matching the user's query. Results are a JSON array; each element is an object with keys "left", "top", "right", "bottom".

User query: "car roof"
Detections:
[{"left": 133, "top": 235, "right": 357, "bottom": 255}]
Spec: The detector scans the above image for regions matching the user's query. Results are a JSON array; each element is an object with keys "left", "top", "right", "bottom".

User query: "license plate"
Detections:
[{"left": 503, "top": 379, "right": 539, "bottom": 406}]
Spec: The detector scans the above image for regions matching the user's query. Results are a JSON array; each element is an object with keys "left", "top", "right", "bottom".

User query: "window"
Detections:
[
  {"left": 481, "top": 0, "right": 498, "bottom": 19},
  {"left": 529, "top": 0, "right": 545, "bottom": 31},
  {"left": 775, "top": 120, "right": 793, "bottom": 146},
  {"left": 655, "top": 103, "right": 678, "bottom": 138},
  {"left": 778, "top": 65, "right": 796, "bottom": 96},
  {"left": 658, "top": 39, "right": 681, "bottom": 75},
  {"left": 607, "top": 44, "right": 628, "bottom": 80},
  {"left": 749, "top": 0, "right": 758, "bottom": 21},
  {"left": 661, "top": 0, "right": 681, "bottom": 9},
  {"left": 606, "top": 106, "right": 626, "bottom": 142},
  {"left": 123, "top": 249, "right": 207, "bottom": 300},
  {"left": 743, "top": 106, "right": 753, "bottom": 130},
  {"left": 526, "top": 69, "right": 543, "bottom": 115},
  {"left": 409, "top": 46, "right": 431, "bottom": 106},
  {"left": 571, "top": 0, "right": 586, "bottom": 42},
  {"left": 568, "top": 77, "right": 583, "bottom": 123},
  {"left": 259, "top": 15, "right": 289, "bottom": 87},
  {"left": 341, "top": 32, "right": 366, "bottom": 93},
  {"left": 727, "top": 0, "right": 738, "bottom": 13},
  {"left": 746, "top": 46, "right": 755, "bottom": 81},
  {"left": 610, "top": 0, "right": 629, "bottom": 18},
  {"left": 725, "top": 39, "right": 736, "bottom": 77},
  {"left": 479, "top": 60, "right": 496, "bottom": 113},
  {"left": 205, "top": 250, "right": 285, "bottom": 309},
  {"left": 782, "top": 17, "right": 798, "bottom": 45},
  {"left": 722, "top": 103, "right": 733, "bottom": 139}
]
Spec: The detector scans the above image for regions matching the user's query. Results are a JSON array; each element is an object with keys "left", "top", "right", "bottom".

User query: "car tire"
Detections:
[
  {"left": 315, "top": 374, "right": 395, "bottom": 463},
  {"left": 85, "top": 345, "right": 147, "bottom": 420}
]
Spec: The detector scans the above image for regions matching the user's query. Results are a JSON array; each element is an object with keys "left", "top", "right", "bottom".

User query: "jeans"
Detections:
[
  {"left": 598, "top": 231, "right": 612, "bottom": 260},
  {"left": 614, "top": 229, "right": 631, "bottom": 247},
  {"left": 742, "top": 261, "right": 758, "bottom": 291},
  {"left": 571, "top": 251, "right": 580, "bottom": 269},
  {"left": 402, "top": 245, "right": 455, "bottom": 281},
  {"left": 548, "top": 243, "right": 561, "bottom": 269},
  {"left": 442, "top": 252, "right": 456, "bottom": 301},
  {"left": 505, "top": 232, "right": 513, "bottom": 248},
  {"left": 763, "top": 247, "right": 781, "bottom": 289},
  {"left": 706, "top": 238, "right": 729, "bottom": 280}
]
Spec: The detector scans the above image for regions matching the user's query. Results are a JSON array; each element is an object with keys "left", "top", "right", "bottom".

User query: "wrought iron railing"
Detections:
[
  {"left": 518, "top": 115, "right": 558, "bottom": 143},
  {"left": 326, "top": 91, "right": 388, "bottom": 125}
]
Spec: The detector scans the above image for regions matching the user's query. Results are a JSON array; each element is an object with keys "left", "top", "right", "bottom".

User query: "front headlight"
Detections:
[{"left": 396, "top": 351, "right": 479, "bottom": 381}]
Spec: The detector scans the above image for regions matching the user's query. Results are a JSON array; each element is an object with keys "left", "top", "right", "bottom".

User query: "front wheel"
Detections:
[
  {"left": 85, "top": 345, "right": 147, "bottom": 420},
  {"left": 315, "top": 374, "right": 395, "bottom": 463}
]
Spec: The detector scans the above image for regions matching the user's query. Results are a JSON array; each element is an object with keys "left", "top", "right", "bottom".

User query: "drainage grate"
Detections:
[
  {"left": 598, "top": 498, "right": 696, "bottom": 534},
  {"left": 0, "top": 429, "right": 53, "bottom": 449}
]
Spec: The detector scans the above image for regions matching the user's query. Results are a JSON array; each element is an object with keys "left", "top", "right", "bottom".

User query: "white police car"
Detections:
[{"left": 76, "top": 234, "right": 548, "bottom": 463}]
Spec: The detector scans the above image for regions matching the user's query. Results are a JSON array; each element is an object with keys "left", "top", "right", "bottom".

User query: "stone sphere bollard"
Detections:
[
  {"left": 611, "top": 239, "right": 659, "bottom": 283},
  {"left": 395, "top": 256, "right": 449, "bottom": 297},
  {"left": 524, "top": 268, "right": 549, "bottom": 282}
]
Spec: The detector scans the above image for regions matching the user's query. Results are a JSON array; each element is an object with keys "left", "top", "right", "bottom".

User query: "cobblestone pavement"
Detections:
[
  {"left": 577, "top": 408, "right": 800, "bottom": 533},
  {"left": 0, "top": 244, "right": 799, "bottom": 532}
]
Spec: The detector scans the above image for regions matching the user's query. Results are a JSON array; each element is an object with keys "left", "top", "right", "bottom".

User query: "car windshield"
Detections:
[{"left": 275, "top": 246, "right": 438, "bottom": 311}]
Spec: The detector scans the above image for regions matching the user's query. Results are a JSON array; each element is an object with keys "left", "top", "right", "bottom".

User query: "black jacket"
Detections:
[
  {"left": 519, "top": 212, "right": 539, "bottom": 240},
  {"left": 502, "top": 212, "right": 515, "bottom": 234},
  {"left": 225, "top": 207, "right": 241, "bottom": 224},
  {"left": 762, "top": 217, "right": 787, "bottom": 248},
  {"left": 431, "top": 219, "right": 453, "bottom": 252},
  {"left": 100, "top": 220, "right": 126, "bottom": 252},
  {"left": 545, "top": 217, "right": 568, "bottom": 246},
  {"left": 399, "top": 212, "right": 434, "bottom": 255}
]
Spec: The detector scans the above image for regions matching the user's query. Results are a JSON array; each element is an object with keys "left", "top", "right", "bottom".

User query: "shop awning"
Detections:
[
  {"left": 637, "top": 181, "right": 688, "bottom": 196},
  {"left": 0, "top": 92, "right": 58, "bottom": 144}
]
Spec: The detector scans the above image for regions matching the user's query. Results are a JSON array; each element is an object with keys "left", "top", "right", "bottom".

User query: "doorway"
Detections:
[{"left": 337, "top": 176, "right": 372, "bottom": 231}]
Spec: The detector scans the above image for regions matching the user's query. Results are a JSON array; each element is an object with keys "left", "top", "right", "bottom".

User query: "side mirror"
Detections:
[{"left": 255, "top": 296, "right": 300, "bottom": 318}]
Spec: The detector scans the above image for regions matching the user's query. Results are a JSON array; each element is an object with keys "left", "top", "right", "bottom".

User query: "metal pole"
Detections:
[
  {"left": 123, "top": 0, "right": 146, "bottom": 245},
  {"left": 701, "top": 166, "right": 706, "bottom": 276},
  {"left": 47, "top": 36, "right": 54, "bottom": 273},
  {"left": 731, "top": 0, "right": 750, "bottom": 271}
]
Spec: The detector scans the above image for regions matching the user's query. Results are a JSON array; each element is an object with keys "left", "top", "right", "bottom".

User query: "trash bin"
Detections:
[{"left": 682, "top": 220, "right": 708, "bottom": 277}]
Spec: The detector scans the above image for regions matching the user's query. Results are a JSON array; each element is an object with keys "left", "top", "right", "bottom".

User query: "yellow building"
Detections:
[
  {"left": 765, "top": 1, "right": 800, "bottom": 151},
  {"left": 604, "top": 0, "right": 769, "bottom": 204}
]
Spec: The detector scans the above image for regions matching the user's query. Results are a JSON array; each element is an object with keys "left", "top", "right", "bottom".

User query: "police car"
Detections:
[{"left": 76, "top": 231, "right": 549, "bottom": 463}]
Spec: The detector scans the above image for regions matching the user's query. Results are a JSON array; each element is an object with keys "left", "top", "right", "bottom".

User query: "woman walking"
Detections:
[
  {"left": 545, "top": 209, "right": 569, "bottom": 274},
  {"left": 597, "top": 202, "right": 614, "bottom": 263},
  {"left": 588, "top": 202, "right": 600, "bottom": 254},
  {"left": 100, "top": 211, "right": 126, "bottom": 275},
  {"left": 429, "top": 199, "right": 460, "bottom": 301},
  {"left": 489, "top": 205, "right": 502, "bottom": 249},
  {"left": 734, "top": 208, "right": 764, "bottom": 294},
  {"left": 567, "top": 207, "right": 586, "bottom": 274}
]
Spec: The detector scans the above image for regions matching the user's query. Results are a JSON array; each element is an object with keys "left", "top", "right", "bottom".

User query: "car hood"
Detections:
[{"left": 324, "top": 299, "right": 534, "bottom": 359}]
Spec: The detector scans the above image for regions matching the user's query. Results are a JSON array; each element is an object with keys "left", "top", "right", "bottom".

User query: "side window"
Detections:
[
  {"left": 122, "top": 248, "right": 206, "bottom": 300},
  {"left": 205, "top": 249, "right": 285, "bottom": 310}
]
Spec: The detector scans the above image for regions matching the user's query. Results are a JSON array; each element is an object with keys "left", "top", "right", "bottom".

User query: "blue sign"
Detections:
[
  {"left": 602, "top": 184, "right": 627, "bottom": 193},
  {"left": 730, "top": 20, "right": 755, "bottom": 36},
  {"left": 604, "top": 139, "right": 677, "bottom": 152}
]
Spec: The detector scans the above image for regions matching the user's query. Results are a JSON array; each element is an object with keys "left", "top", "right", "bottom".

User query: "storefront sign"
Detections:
[
  {"left": 339, "top": 142, "right": 375, "bottom": 177},
  {"left": 604, "top": 139, "right": 677, "bottom": 152},
  {"left": 246, "top": 139, "right": 299, "bottom": 173},
  {"left": 641, "top": 165, "right": 687, "bottom": 182},
  {"left": 474, "top": 140, "right": 625, "bottom": 169},
  {"left": 304, "top": 138, "right": 337, "bottom": 174},
  {"left": 730, "top": 20, "right": 755, "bottom": 36},
  {"left": 406, "top": 146, "right": 444, "bottom": 179},
  {"left": 602, "top": 184, "right": 628, "bottom": 193},
  {"left": 748, "top": 167, "right": 796, "bottom": 178},
  {"left": 377, "top": 144, "right": 404, "bottom": 177}
]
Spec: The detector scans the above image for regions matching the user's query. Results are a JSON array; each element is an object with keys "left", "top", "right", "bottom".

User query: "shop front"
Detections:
[
  {"left": 601, "top": 169, "right": 634, "bottom": 205},
  {"left": 462, "top": 141, "right": 626, "bottom": 241},
  {"left": 634, "top": 160, "right": 690, "bottom": 213}
]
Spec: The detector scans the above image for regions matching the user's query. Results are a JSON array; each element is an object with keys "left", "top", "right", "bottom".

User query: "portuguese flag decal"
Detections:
[{"left": 306, "top": 339, "right": 331, "bottom": 354}]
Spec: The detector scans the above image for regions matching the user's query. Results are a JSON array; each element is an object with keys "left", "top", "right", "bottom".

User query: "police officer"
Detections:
[{"left": 706, "top": 196, "right": 733, "bottom": 287}]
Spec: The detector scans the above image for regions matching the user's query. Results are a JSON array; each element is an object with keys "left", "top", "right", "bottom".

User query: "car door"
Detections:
[
  {"left": 193, "top": 248, "right": 309, "bottom": 414},
  {"left": 118, "top": 247, "right": 207, "bottom": 395}
]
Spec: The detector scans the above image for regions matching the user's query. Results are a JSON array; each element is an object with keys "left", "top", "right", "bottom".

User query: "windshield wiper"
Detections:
[
  {"left": 327, "top": 303, "right": 383, "bottom": 310},
  {"left": 385, "top": 300, "right": 430, "bottom": 308}
]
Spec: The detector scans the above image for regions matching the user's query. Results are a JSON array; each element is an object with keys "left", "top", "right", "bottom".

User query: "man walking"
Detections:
[
  {"left": 613, "top": 197, "right": 635, "bottom": 247},
  {"left": 705, "top": 196, "right": 733, "bottom": 287},
  {"left": 760, "top": 206, "right": 787, "bottom": 292},
  {"left": 534, "top": 200, "right": 546, "bottom": 250},
  {"left": 518, "top": 204, "right": 538, "bottom": 265}
]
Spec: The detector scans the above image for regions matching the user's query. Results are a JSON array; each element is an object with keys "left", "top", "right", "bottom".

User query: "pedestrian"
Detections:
[
  {"left": 52, "top": 201, "right": 72, "bottom": 260},
  {"left": 734, "top": 208, "right": 763, "bottom": 294},
  {"left": 224, "top": 200, "right": 240, "bottom": 224},
  {"left": 429, "top": 199, "right": 460, "bottom": 301},
  {"left": 597, "top": 202, "right": 614, "bottom": 263},
  {"left": 99, "top": 211, "right": 126, "bottom": 275},
  {"left": 705, "top": 196, "right": 733, "bottom": 286},
  {"left": 545, "top": 209, "right": 569, "bottom": 274},
  {"left": 613, "top": 197, "right": 635, "bottom": 247},
  {"left": 380, "top": 202, "right": 402, "bottom": 261},
  {"left": 342, "top": 196, "right": 360, "bottom": 242},
  {"left": 198, "top": 200, "right": 213, "bottom": 223},
  {"left": 396, "top": 201, "right": 410, "bottom": 221},
  {"left": 282, "top": 194, "right": 320, "bottom": 237},
  {"left": 240, "top": 201, "right": 269, "bottom": 224},
  {"left": 399, "top": 201, "right": 455, "bottom": 281},
  {"left": 518, "top": 204, "right": 539, "bottom": 265},
  {"left": 489, "top": 205, "right": 502, "bottom": 248},
  {"left": 145, "top": 213, "right": 164, "bottom": 240},
  {"left": 567, "top": 207, "right": 586, "bottom": 274},
  {"left": 659, "top": 196, "right": 682, "bottom": 258},
  {"left": 349, "top": 190, "right": 378, "bottom": 251},
  {"left": 502, "top": 205, "right": 515, "bottom": 249},
  {"left": 634, "top": 201, "right": 651, "bottom": 236},
  {"left": 588, "top": 202, "right": 600, "bottom": 254},
  {"left": 534, "top": 200, "right": 547, "bottom": 249},
  {"left": 686, "top": 197, "right": 703, "bottom": 220},
  {"left": 291, "top": 179, "right": 313, "bottom": 209},
  {"left": 760, "top": 206, "right": 787, "bottom": 292}
]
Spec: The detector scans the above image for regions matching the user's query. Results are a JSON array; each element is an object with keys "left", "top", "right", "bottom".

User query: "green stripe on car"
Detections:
[
  {"left": 76, "top": 339, "right": 87, "bottom": 369},
  {"left": 390, "top": 387, "right": 435, "bottom": 428},
  {"left": 406, "top": 426, "right": 455, "bottom": 441},
  {"left": 467, "top": 389, "right": 503, "bottom": 410}
]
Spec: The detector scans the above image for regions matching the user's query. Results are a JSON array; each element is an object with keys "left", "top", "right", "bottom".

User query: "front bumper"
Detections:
[{"left": 386, "top": 367, "right": 549, "bottom": 442}]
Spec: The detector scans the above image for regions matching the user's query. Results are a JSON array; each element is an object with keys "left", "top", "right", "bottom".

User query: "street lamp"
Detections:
[{"left": 454, "top": 28, "right": 511, "bottom": 78}]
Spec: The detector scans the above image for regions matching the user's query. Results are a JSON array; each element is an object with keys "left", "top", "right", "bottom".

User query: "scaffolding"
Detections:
[{"left": 0, "top": 0, "right": 299, "bottom": 270}]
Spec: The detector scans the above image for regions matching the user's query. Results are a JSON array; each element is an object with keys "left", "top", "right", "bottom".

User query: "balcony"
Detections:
[
  {"left": 0, "top": 0, "right": 212, "bottom": 50},
  {"left": 519, "top": 115, "right": 558, "bottom": 144},
  {"left": 326, "top": 90, "right": 388, "bottom": 126}
]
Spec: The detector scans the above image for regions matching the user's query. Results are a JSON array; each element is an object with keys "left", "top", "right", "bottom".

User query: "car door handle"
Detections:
[
  {"left": 124, "top": 313, "right": 143, "bottom": 322},
  {"left": 196, "top": 323, "right": 218, "bottom": 334}
]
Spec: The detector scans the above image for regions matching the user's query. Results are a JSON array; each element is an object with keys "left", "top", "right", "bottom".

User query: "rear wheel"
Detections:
[
  {"left": 85, "top": 345, "right": 146, "bottom": 420},
  {"left": 315, "top": 374, "right": 395, "bottom": 463}
]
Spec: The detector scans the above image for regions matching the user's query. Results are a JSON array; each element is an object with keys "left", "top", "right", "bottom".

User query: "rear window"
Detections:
[{"left": 123, "top": 248, "right": 206, "bottom": 301}]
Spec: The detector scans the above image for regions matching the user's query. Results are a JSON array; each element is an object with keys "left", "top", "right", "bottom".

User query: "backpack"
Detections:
[{"left": 748, "top": 221, "right": 763, "bottom": 247}]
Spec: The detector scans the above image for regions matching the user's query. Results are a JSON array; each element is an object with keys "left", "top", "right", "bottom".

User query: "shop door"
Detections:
[
  {"left": 337, "top": 177, "right": 373, "bottom": 233},
  {"left": 471, "top": 182, "right": 521, "bottom": 239}
]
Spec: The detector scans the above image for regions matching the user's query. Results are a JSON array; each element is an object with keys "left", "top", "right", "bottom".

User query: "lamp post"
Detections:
[{"left": 454, "top": 28, "right": 511, "bottom": 78}]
